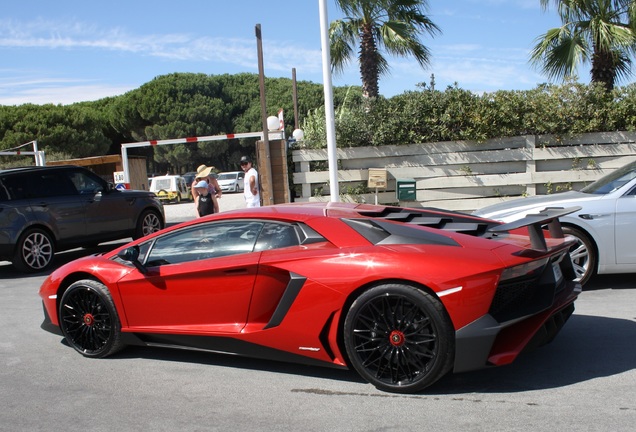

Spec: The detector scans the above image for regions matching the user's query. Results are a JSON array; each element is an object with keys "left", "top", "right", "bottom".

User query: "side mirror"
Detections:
[{"left": 117, "top": 246, "right": 147, "bottom": 275}]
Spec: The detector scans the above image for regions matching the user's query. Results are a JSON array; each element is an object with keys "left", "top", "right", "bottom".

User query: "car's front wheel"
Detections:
[
  {"left": 563, "top": 226, "right": 596, "bottom": 285},
  {"left": 59, "top": 279, "right": 124, "bottom": 358},
  {"left": 343, "top": 284, "right": 455, "bottom": 393},
  {"left": 134, "top": 209, "right": 163, "bottom": 239},
  {"left": 13, "top": 228, "right": 55, "bottom": 272}
]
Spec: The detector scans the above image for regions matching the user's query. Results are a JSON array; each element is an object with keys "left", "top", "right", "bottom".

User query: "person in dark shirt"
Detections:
[{"left": 194, "top": 180, "right": 216, "bottom": 217}]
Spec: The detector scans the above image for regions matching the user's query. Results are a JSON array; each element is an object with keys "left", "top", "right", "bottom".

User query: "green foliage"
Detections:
[
  {"left": 531, "top": 0, "right": 636, "bottom": 90},
  {"left": 4, "top": 72, "right": 636, "bottom": 172},
  {"left": 303, "top": 79, "right": 633, "bottom": 147},
  {"left": 0, "top": 103, "right": 111, "bottom": 161},
  {"left": 1, "top": 73, "right": 336, "bottom": 171},
  {"left": 330, "top": 0, "right": 440, "bottom": 98}
]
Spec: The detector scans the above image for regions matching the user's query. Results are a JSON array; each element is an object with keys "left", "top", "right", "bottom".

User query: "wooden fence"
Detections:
[{"left": 291, "top": 131, "right": 636, "bottom": 212}]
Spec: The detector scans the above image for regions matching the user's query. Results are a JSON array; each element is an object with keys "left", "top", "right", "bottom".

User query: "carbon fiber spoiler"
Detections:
[{"left": 487, "top": 206, "right": 581, "bottom": 251}]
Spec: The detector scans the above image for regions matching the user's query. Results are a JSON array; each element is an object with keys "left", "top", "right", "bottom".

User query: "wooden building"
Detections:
[{"left": 47, "top": 155, "right": 149, "bottom": 190}]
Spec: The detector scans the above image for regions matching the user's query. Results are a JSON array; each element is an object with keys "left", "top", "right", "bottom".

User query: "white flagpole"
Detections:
[{"left": 318, "top": 0, "right": 340, "bottom": 202}]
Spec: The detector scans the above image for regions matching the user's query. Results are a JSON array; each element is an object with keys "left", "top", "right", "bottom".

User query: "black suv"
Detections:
[{"left": 0, "top": 165, "right": 165, "bottom": 272}]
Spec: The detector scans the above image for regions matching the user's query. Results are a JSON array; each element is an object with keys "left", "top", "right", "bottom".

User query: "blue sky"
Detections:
[{"left": 1, "top": 0, "right": 580, "bottom": 106}]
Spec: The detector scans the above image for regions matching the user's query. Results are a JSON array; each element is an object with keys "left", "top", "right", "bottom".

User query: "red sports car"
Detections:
[{"left": 39, "top": 202, "right": 581, "bottom": 393}]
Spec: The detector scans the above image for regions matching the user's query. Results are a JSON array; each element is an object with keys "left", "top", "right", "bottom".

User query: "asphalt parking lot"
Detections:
[
  {"left": 1, "top": 196, "right": 635, "bottom": 431},
  {"left": 164, "top": 190, "right": 247, "bottom": 223}
]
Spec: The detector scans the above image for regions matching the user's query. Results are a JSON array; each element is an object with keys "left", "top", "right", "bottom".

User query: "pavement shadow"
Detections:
[
  {"left": 429, "top": 313, "right": 636, "bottom": 394},
  {"left": 80, "top": 313, "right": 636, "bottom": 395},
  {"left": 585, "top": 273, "right": 635, "bottom": 291}
]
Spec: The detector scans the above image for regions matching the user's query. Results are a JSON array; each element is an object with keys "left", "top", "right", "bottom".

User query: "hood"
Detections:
[
  {"left": 473, "top": 191, "right": 594, "bottom": 222},
  {"left": 116, "top": 189, "right": 159, "bottom": 198}
]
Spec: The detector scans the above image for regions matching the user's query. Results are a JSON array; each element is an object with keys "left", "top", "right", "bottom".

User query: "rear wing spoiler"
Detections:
[{"left": 487, "top": 207, "right": 581, "bottom": 251}]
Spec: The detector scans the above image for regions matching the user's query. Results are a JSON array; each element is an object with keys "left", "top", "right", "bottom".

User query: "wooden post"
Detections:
[{"left": 257, "top": 139, "right": 289, "bottom": 204}]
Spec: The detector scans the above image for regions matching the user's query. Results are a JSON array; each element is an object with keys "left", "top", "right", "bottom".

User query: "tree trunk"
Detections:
[
  {"left": 359, "top": 24, "right": 379, "bottom": 99},
  {"left": 591, "top": 48, "right": 616, "bottom": 91}
]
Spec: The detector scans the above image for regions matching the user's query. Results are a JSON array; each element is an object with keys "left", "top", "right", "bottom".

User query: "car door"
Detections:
[
  {"left": 178, "top": 177, "right": 188, "bottom": 199},
  {"left": 67, "top": 168, "right": 136, "bottom": 237},
  {"left": 237, "top": 172, "right": 245, "bottom": 191},
  {"left": 22, "top": 171, "right": 87, "bottom": 240},
  {"left": 614, "top": 187, "right": 636, "bottom": 264},
  {"left": 116, "top": 221, "right": 264, "bottom": 333}
]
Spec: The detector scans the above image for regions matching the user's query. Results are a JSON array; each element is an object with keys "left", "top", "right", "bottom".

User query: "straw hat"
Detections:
[{"left": 196, "top": 164, "right": 213, "bottom": 178}]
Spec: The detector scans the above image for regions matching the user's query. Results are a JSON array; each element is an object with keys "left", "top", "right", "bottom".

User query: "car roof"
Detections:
[
  {"left": 152, "top": 175, "right": 183, "bottom": 180},
  {"left": 0, "top": 165, "right": 80, "bottom": 174}
]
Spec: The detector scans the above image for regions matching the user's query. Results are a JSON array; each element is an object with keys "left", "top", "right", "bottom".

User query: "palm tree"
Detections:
[
  {"left": 329, "top": 0, "right": 440, "bottom": 99},
  {"left": 530, "top": 0, "right": 636, "bottom": 90}
]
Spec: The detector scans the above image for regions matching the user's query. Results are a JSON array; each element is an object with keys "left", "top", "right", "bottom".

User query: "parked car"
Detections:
[
  {"left": 39, "top": 202, "right": 580, "bottom": 393},
  {"left": 0, "top": 165, "right": 165, "bottom": 272},
  {"left": 149, "top": 175, "right": 192, "bottom": 203},
  {"left": 182, "top": 172, "right": 196, "bottom": 188},
  {"left": 474, "top": 160, "right": 636, "bottom": 285},
  {"left": 216, "top": 171, "right": 244, "bottom": 193}
]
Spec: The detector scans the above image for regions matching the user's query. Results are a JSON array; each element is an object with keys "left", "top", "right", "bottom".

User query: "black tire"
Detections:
[
  {"left": 563, "top": 226, "right": 596, "bottom": 286},
  {"left": 13, "top": 228, "right": 55, "bottom": 272},
  {"left": 134, "top": 209, "right": 163, "bottom": 239},
  {"left": 59, "top": 279, "right": 124, "bottom": 358},
  {"left": 343, "top": 284, "right": 455, "bottom": 393}
]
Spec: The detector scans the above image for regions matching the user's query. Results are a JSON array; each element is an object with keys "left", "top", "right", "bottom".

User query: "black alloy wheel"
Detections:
[
  {"left": 59, "top": 279, "right": 124, "bottom": 358},
  {"left": 344, "top": 284, "right": 454, "bottom": 393}
]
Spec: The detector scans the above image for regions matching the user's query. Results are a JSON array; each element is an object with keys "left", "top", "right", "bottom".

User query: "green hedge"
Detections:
[{"left": 301, "top": 80, "right": 636, "bottom": 148}]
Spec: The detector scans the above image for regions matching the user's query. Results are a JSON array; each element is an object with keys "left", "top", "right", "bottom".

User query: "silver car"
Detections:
[
  {"left": 474, "top": 160, "right": 636, "bottom": 285},
  {"left": 216, "top": 171, "right": 244, "bottom": 193}
]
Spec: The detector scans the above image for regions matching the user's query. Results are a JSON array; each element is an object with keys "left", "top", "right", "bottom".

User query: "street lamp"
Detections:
[
  {"left": 292, "top": 129, "right": 304, "bottom": 141},
  {"left": 267, "top": 115, "right": 279, "bottom": 131}
]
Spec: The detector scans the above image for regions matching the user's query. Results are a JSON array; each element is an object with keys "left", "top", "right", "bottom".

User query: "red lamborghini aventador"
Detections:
[{"left": 39, "top": 202, "right": 581, "bottom": 393}]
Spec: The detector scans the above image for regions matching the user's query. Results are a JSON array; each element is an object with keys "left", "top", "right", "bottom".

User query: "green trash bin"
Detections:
[{"left": 396, "top": 179, "right": 416, "bottom": 201}]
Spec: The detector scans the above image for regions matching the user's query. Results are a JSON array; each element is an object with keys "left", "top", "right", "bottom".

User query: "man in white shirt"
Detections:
[{"left": 240, "top": 156, "right": 260, "bottom": 207}]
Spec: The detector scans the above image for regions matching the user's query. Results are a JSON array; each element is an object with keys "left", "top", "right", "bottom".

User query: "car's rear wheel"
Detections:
[
  {"left": 563, "top": 226, "right": 596, "bottom": 285},
  {"left": 59, "top": 279, "right": 124, "bottom": 358},
  {"left": 13, "top": 228, "right": 55, "bottom": 272},
  {"left": 134, "top": 209, "right": 163, "bottom": 239},
  {"left": 343, "top": 284, "right": 454, "bottom": 393}
]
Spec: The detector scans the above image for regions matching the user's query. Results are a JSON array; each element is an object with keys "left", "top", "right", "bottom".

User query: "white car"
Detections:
[
  {"left": 216, "top": 171, "right": 244, "bottom": 193},
  {"left": 474, "top": 160, "right": 636, "bottom": 285}
]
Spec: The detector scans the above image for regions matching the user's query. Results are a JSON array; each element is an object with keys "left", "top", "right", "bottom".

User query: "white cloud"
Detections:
[
  {"left": 0, "top": 73, "right": 135, "bottom": 105},
  {"left": 0, "top": 18, "right": 322, "bottom": 74}
]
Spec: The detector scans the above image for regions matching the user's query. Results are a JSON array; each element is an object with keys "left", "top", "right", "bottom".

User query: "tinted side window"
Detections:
[
  {"left": 143, "top": 221, "right": 264, "bottom": 267},
  {"left": 32, "top": 173, "right": 78, "bottom": 198},
  {"left": 254, "top": 222, "right": 299, "bottom": 251},
  {"left": 0, "top": 178, "right": 9, "bottom": 201},
  {"left": 68, "top": 170, "right": 104, "bottom": 194},
  {"left": 0, "top": 175, "right": 27, "bottom": 200}
]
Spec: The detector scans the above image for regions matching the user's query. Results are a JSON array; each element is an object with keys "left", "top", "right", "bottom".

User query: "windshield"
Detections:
[
  {"left": 217, "top": 173, "right": 237, "bottom": 180},
  {"left": 580, "top": 161, "right": 636, "bottom": 195},
  {"left": 152, "top": 178, "right": 173, "bottom": 191}
]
